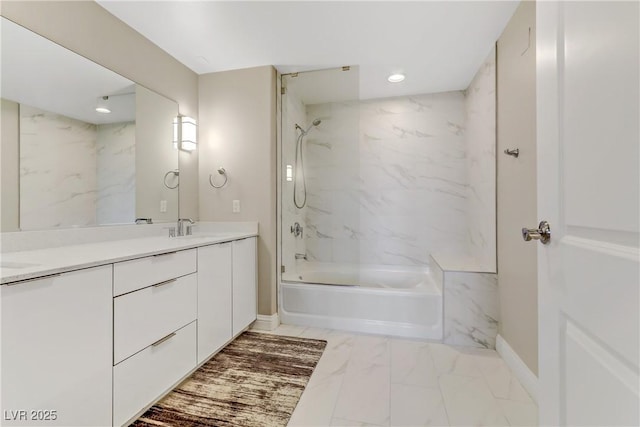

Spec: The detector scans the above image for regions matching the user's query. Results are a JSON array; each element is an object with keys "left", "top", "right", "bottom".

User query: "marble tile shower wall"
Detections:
[
  {"left": 305, "top": 93, "right": 470, "bottom": 265},
  {"left": 20, "top": 105, "right": 98, "bottom": 230},
  {"left": 465, "top": 48, "right": 497, "bottom": 271},
  {"left": 96, "top": 122, "right": 136, "bottom": 224},
  {"left": 281, "top": 84, "right": 308, "bottom": 275}
]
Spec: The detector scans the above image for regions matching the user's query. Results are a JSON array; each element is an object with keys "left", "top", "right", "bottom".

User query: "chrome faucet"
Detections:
[{"left": 177, "top": 218, "right": 195, "bottom": 236}]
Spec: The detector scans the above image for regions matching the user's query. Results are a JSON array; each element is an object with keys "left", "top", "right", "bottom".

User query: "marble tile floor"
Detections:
[{"left": 253, "top": 324, "right": 538, "bottom": 427}]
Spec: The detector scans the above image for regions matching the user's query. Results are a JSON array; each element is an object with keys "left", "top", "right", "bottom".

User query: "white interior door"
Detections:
[{"left": 536, "top": 2, "right": 639, "bottom": 426}]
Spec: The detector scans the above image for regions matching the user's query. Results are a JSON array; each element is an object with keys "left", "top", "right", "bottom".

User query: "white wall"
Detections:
[
  {"left": 199, "top": 66, "right": 277, "bottom": 316},
  {"left": 466, "top": 48, "right": 497, "bottom": 272}
]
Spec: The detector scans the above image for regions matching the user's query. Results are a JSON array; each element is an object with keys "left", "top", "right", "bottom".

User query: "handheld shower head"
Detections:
[{"left": 297, "top": 119, "right": 322, "bottom": 135}]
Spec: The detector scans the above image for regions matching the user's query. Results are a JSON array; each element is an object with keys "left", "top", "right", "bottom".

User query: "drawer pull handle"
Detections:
[
  {"left": 152, "top": 278, "right": 177, "bottom": 288},
  {"left": 151, "top": 332, "right": 176, "bottom": 347},
  {"left": 153, "top": 251, "right": 177, "bottom": 258},
  {"left": 6, "top": 273, "right": 62, "bottom": 286}
]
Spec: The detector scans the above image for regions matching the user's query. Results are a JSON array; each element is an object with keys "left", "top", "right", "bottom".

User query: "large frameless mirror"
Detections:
[{"left": 1, "top": 17, "right": 179, "bottom": 231}]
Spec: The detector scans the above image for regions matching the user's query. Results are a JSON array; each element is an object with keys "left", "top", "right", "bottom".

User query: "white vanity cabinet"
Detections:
[
  {"left": 0, "top": 232, "right": 258, "bottom": 427},
  {"left": 112, "top": 249, "right": 197, "bottom": 427},
  {"left": 197, "top": 242, "right": 233, "bottom": 364},
  {"left": 1, "top": 265, "right": 113, "bottom": 427},
  {"left": 197, "top": 237, "right": 258, "bottom": 363},
  {"left": 232, "top": 237, "right": 258, "bottom": 335}
]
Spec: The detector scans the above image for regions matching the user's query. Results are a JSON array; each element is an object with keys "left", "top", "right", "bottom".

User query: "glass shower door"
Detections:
[{"left": 280, "top": 67, "right": 360, "bottom": 284}]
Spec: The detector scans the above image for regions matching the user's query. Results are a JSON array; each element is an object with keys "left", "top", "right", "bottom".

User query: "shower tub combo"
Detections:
[
  {"left": 280, "top": 112, "right": 443, "bottom": 340},
  {"left": 280, "top": 262, "right": 443, "bottom": 340},
  {"left": 278, "top": 63, "right": 498, "bottom": 346}
]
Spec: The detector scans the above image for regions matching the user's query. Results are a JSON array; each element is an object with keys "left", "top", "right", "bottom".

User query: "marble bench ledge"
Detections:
[{"left": 428, "top": 253, "right": 499, "bottom": 350}]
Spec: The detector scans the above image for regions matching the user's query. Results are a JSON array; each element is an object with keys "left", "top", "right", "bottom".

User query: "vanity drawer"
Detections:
[
  {"left": 114, "top": 273, "right": 197, "bottom": 364},
  {"left": 113, "top": 321, "right": 196, "bottom": 427},
  {"left": 113, "top": 248, "right": 197, "bottom": 296}
]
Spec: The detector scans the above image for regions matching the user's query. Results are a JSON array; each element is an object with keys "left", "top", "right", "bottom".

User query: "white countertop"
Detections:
[{"left": 0, "top": 231, "right": 257, "bottom": 285}]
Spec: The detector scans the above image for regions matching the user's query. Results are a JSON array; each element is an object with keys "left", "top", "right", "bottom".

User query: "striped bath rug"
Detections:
[{"left": 132, "top": 331, "right": 327, "bottom": 427}]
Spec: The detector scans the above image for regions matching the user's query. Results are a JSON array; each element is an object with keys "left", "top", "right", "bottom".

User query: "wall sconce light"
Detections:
[
  {"left": 172, "top": 117, "right": 179, "bottom": 149},
  {"left": 286, "top": 165, "right": 293, "bottom": 182},
  {"left": 180, "top": 116, "right": 197, "bottom": 151},
  {"left": 95, "top": 96, "right": 111, "bottom": 114}
]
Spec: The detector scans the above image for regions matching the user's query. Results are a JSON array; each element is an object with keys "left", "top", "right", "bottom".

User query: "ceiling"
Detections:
[
  {"left": 97, "top": 1, "right": 519, "bottom": 100},
  {"left": 1, "top": 18, "right": 136, "bottom": 125}
]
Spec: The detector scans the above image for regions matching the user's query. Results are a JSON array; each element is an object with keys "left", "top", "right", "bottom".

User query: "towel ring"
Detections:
[
  {"left": 163, "top": 170, "right": 179, "bottom": 189},
  {"left": 209, "top": 167, "right": 228, "bottom": 188}
]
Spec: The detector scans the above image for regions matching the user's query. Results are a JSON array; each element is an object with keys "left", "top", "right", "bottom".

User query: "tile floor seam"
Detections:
[
  {"left": 428, "top": 344, "right": 453, "bottom": 427},
  {"left": 327, "top": 335, "right": 356, "bottom": 424},
  {"left": 325, "top": 373, "right": 348, "bottom": 426}
]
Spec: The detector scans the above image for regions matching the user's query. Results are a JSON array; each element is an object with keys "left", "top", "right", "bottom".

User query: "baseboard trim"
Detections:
[
  {"left": 496, "top": 334, "right": 538, "bottom": 403},
  {"left": 252, "top": 313, "right": 280, "bottom": 331}
]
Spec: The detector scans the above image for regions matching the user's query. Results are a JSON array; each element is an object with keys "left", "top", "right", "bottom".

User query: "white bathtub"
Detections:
[{"left": 279, "top": 262, "right": 443, "bottom": 340}]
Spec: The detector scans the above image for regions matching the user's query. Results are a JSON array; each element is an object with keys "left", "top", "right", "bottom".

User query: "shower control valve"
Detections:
[{"left": 291, "top": 222, "right": 303, "bottom": 238}]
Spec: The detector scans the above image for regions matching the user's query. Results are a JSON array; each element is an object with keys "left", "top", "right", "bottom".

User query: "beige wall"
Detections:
[
  {"left": 198, "top": 66, "right": 277, "bottom": 316},
  {"left": 1, "top": 99, "right": 20, "bottom": 232},
  {"left": 496, "top": 1, "right": 538, "bottom": 374},
  {"left": 1, "top": 1, "right": 199, "bottom": 218}
]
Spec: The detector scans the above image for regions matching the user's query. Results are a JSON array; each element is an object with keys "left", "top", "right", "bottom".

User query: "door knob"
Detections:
[{"left": 522, "top": 220, "right": 551, "bottom": 244}]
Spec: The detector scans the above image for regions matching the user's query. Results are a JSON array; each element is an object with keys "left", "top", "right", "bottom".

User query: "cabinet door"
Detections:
[
  {"left": 1, "top": 266, "right": 112, "bottom": 427},
  {"left": 232, "top": 237, "right": 257, "bottom": 336},
  {"left": 197, "top": 243, "right": 232, "bottom": 364}
]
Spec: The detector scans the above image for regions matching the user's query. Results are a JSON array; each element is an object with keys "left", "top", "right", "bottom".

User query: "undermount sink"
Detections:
[{"left": 0, "top": 261, "right": 41, "bottom": 269}]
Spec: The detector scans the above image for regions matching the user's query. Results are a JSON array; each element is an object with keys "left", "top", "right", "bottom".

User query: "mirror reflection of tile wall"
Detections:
[
  {"left": 19, "top": 104, "right": 136, "bottom": 230},
  {"left": 1, "top": 17, "right": 179, "bottom": 231}
]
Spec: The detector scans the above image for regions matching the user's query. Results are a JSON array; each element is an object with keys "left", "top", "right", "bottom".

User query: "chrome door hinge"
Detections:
[
  {"left": 281, "top": 265, "right": 286, "bottom": 273},
  {"left": 281, "top": 86, "right": 286, "bottom": 95}
]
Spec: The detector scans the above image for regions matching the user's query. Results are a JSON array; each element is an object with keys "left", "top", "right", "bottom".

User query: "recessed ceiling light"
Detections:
[
  {"left": 388, "top": 73, "right": 405, "bottom": 83},
  {"left": 95, "top": 96, "right": 111, "bottom": 113}
]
